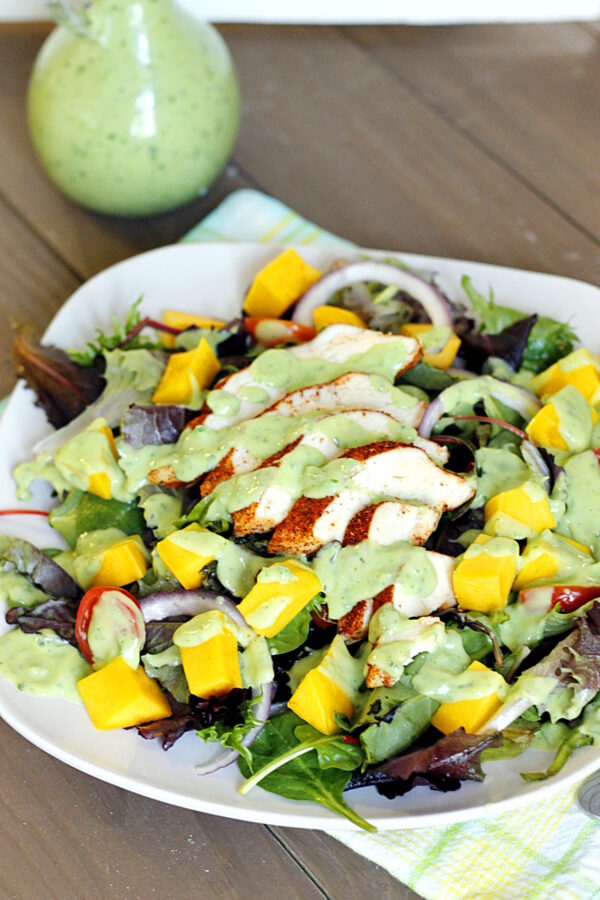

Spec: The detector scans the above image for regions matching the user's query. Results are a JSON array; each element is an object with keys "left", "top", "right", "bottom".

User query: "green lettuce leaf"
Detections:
[{"left": 49, "top": 489, "right": 146, "bottom": 549}]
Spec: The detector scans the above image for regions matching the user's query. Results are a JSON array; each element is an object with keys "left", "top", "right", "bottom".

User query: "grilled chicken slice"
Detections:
[
  {"left": 261, "top": 372, "right": 425, "bottom": 430},
  {"left": 228, "top": 412, "right": 422, "bottom": 536},
  {"left": 373, "top": 551, "right": 456, "bottom": 618},
  {"left": 267, "top": 441, "right": 473, "bottom": 554},
  {"left": 366, "top": 614, "right": 444, "bottom": 688},
  {"left": 343, "top": 501, "right": 440, "bottom": 547},
  {"left": 190, "top": 325, "right": 422, "bottom": 431}
]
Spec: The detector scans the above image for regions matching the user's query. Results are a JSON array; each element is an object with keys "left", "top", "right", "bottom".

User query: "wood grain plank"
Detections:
[
  {"left": 344, "top": 23, "right": 600, "bottom": 245},
  {"left": 0, "top": 197, "right": 80, "bottom": 397},
  {"left": 224, "top": 25, "right": 600, "bottom": 287},
  {"left": 270, "top": 826, "right": 420, "bottom": 899},
  {"left": 0, "top": 720, "right": 325, "bottom": 900},
  {"left": 0, "top": 24, "right": 252, "bottom": 281}
]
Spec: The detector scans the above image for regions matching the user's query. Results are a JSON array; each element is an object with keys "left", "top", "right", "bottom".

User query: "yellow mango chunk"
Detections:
[
  {"left": 525, "top": 402, "right": 569, "bottom": 450},
  {"left": 84, "top": 420, "right": 118, "bottom": 499},
  {"left": 78, "top": 656, "right": 171, "bottom": 730},
  {"left": 431, "top": 662, "right": 505, "bottom": 735},
  {"left": 161, "top": 311, "right": 226, "bottom": 348},
  {"left": 514, "top": 532, "right": 591, "bottom": 591},
  {"left": 156, "top": 524, "right": 214, "bottom": 590},
  {"left": 312, "top": 305, "right": 366, "bottom": 331},
  {"left": 513, "top": 553, "right": 558, "bottom": 591},
  {"left": 88, "top": 472, "right": 112, "bottom": 501},
  {"left": 453, "top": 540, "right": 518, "bottom": 613},
  {"left": 243, "top": 249, "right": 321, "bottom": 318},
  {"left": 485, "top": 483, "right": 556, "bottom": 539},
  {"left": 289, "top": 667, "right": 354, "bottom": 736},
  {"left": 532, "top": 348, "right": 600, "bottom": 402},
  {"left": 152, "top": 338, "right": 221, "bottom": 405},
  {"left": 401, "top": 323, "right": 461, "bottom": 369},
  {"left": 180, "top": 628, "right": 242, "bottom": 698},
  {"left": 237, "top": 560, "right": 322, "bottom": 638},
  {"left": 92, "top": 536, "right": 150, "bottom": 587}
]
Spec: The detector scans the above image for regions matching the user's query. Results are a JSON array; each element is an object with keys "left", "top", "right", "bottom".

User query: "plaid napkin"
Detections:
[{"left": 185, "top": 188, "right": 600, "bottom": 899}]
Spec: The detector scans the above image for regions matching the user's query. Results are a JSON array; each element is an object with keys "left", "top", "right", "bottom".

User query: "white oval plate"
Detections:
[{"left": 0, "top": 242, "right": 598, "bottom": 830}]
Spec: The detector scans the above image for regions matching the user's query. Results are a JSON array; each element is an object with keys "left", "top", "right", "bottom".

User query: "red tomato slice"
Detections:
[
  {"left": 593, "top": 449, "right": 600, "bottom": 462},
  {"left": 244, "top": 317, "right": 316, "bottom": 347},
  {"left": 75, "top": 586, "right": 143, "bottom": 666},
  {"left": 519, "top": 584, "right": 600, "bottom": 615}
]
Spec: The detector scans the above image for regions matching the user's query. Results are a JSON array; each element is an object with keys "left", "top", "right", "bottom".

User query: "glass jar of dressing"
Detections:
[{"left": 28, "top": 0, "right": 240, "bottom": 217}]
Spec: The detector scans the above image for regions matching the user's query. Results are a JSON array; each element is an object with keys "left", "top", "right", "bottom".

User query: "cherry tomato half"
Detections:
[
  {"left": 519, "top": 584, "right": 600, "bottom": 615},
  {"left": 75, "top": 586, "right": 143, "bottom": 666},
  {"left": 244, "top": 317, "right": 316, "bottom": 347}
]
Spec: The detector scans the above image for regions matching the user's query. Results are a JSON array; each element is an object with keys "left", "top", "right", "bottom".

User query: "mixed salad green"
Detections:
[{"left": 1, "top": 250, "right": 599, "bottom": 832}]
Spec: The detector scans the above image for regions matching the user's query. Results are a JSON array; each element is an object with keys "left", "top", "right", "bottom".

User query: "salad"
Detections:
[{"left": 1, "top": 247, "right": 600, "bottom": 832}]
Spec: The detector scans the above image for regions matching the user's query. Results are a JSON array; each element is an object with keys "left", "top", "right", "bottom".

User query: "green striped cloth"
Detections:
[{"left": 185, "top": 188, "right": 600, "bottom": 899}]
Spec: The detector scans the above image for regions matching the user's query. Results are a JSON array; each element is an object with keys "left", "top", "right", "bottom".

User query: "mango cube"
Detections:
[
  {"left": 84, "top": 420, "right": 118, "bottom": 500},
  {"left": 453, "top": 537, "right": 518, "bottom": 613},
  {"left": 237, "top": 560, "right": 322, "bottom": 638},
  {"left": 161, "top": 311, "right": 226, "bottom": 348},
  {"left": 179, "top": 626, "right": 242, "bottom": 699},
  {"left": 78, "top": 656, "right": 171, "bottom": 730},
  {"left": 431, "top": 662, "right": 505, "bottom": 735},
  {"left": 312, "top": 305, "right": 366, "bottom": 331},
  {"left": 92, "top": 536, "right": 150, "bottom": 587},
  {"left": 514, "top": 532, "right": 591, "bottom": 591},
  {"left": 152, "top": 338, "right": 221, "bottom": 405},
  {"left": 156, "top": 524, "right": 214, "bottom": 590},
  {"left": 288, "top": 667, "right": 354, "bottom": 736},
  {"left": 243, "top": 249, "right": 321, "bottom": 318},
  {"left": 525, "top": 402, "right": 569, "bottom": 450},
  {"left": 401, "top": 323, "right": 461, "bottom": 369},
  {"left": 484, "top": 482, "right": 556, "bottom": 539},
  {"left": 531, "top": 348, "right": 600, "bottom": 403}
]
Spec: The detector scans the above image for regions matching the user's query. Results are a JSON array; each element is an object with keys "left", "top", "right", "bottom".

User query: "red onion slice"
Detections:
[
  {"left": 418, "top": 376, "right": 541, "bottom": 438},
  {"left": 292, "top": 261, "right": 452, "bottom": 327},
  {"left": 139, "top": 588, "right": 249, "bottom": 630},
  {"left": 195, "top": 683, "right": 273, "bottom": 776}
]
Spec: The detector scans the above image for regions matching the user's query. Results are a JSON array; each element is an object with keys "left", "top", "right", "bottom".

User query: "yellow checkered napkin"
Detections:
[{"left": 186, "top": 188, "right": 600, "bottom": 900}]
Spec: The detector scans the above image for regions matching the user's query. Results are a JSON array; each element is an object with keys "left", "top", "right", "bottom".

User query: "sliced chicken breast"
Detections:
[
  {"left": 268, "top": 441, "right": 473, "bottom": 554},
  {"left": 366, "top": 614, "right": 445, "bottom": 688},
  {"left": 374, "top": 551, "right": 456, "bottom": 618},
  {"left": 343, "top": 501, "right": 440, "bottom": 548},
  {"left": 192, "top": 325, "right": 422, "bottom": 431},
  {"left": 261, "top": 372, "right": 425, "bottom": 429}
]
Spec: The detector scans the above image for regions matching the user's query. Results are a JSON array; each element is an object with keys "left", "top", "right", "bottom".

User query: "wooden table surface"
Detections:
[{"left": 1, "top": 20, "right": 599, "bottom": 899}]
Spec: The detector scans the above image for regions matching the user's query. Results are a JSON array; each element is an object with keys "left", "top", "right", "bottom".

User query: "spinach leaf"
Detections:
[
  {"left": 267, "top": 606, "right": 311, "bottom": 655},
  {"left": 294, "top": 724, "right": 364, "bottom": 771},
  {"left": 238, "top": 711, "right": 375, "bottom": 831},
  {"left": 359, "top": 694, "right": 439, "bottom": 766},
  {"left": 352, "top": 683, "right": 415, "bottom": 730},
  {"left": 398, "top": 361, "right": 455, "bottom": 392},
  {"left": 49, "top": 490, "right": 146, "bottom": 549}
]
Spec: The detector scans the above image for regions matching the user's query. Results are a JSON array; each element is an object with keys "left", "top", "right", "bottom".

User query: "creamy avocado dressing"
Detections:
[
  {"left": 164, "top": 530, "right": 268, "bottom": 597},
  {"left": 413, "top": 664, "right": 507, "bottom": 702},
  {"left": 238, "top": 386, "right": 270, "bottom": 405},
  {"left": 206, "top": 389, "right": 241, "bottom": 418},
  {"left": 472, "top": 448, "right": 530, "bottom": 509},
  {"left": 257, "top": 564, "right": 299, "bottom": 585},
  {"left": 14, "top": 455, "right": 70, "bottom": 501},
  {"left": 247, "top": 343, "right": 418, "bottom": 392},
  {"left": 139, "top": 492, "right": 182, "bottom": 539},
  {"left": 419, "top": 326, "right": 452, "bottom": 354},
  {"left": 240, "top": 637, "right": 274, "bottom": 687},
  {"left": 552, "top": 386, "right": 595, "bottom": 453},
  {"left": 0, "top": 628, "right": 90, "bottom": 701},
  {"left": 86, "top": 590, "right": 145, "bottom": 670},
  {"left": 56, "top": 429, "right": 132, "bottom": 503},
  {"left": 0, "top": 572, "right": 48, "bottom": 609},
  {"left": 312, "top": 540, "right": 438, "bottom": 619},
  {"left": 367, "top": 607, "right": 445, "bottom": 680},
  {"left": 556, "top": 451, "right": 600, "bottom": 556},
  {"left": 72, "top": 527, "right": 129, "bottom": 589}
]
